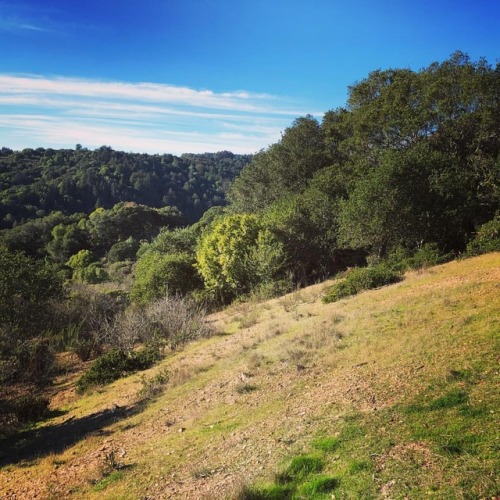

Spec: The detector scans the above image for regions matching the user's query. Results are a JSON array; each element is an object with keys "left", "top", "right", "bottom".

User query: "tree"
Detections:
[
  {"left": 195, "top": 214, "right": 285, "bottom": 301},
  {"left": 337, "top": 52, "right": 500, "bottom": 254},
  {"left": 0, "top": 247, "right": 62, "bottom": 382},
  {"left": 228, "top": 116, "right": 328, "bottom": 213}
]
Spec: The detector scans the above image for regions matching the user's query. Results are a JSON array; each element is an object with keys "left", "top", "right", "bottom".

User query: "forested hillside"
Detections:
[{"left": 0, "top": 147, "right": 251, "bottom": 229}]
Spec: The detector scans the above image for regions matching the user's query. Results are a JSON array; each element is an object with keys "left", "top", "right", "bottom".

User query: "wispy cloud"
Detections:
[
  {"left": 0, "top": 0, "right": 61, "bottom": 34},
  {"left": 0, "top": 17, "right": 50, "bottom": 33},
  {"left": 0, "top": 74, "right": 317, "bottom": 154}
]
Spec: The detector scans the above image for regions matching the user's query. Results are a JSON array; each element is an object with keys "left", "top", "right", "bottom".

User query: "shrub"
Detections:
[
  {"left": 55, "top": 286, "right": 125, "bottom": 360},
  {"left": 107, "top": 260, "right": 134, "bottom": 283},
  {"left": 131, "top": 252, "right": 201, "bottom": 304},
  {"left": 106, "top": 295, "right": 214, "bottom": 352},
  {"left": 0, "top": 248, "right": 62, "bottom": 384},
  {"left": 406, "top": 242, "right": 445, "bottom": 270},
  {"left": 0, "top": 395, "right": 50, "bottom": 428},
  {"left": 73, "top": 263, "right": 110, "bottom": 284},
  {"left": 107, "top": 238, "right": 140, "bottom": 263},
  {"left": 137, "top": 368, "right": 170, "bottom": 401},
  {"left": 143, "top": 295, "right": 214, "bottom": 350},
  {"left": 323, "top": 264, "right": 401, "bottom": 303},
  {"left": 466, "top": 215, "right": 500, "bottom": 256},
  {"left": 15, "top": 338, "right": 55, "bottom": 385},
  {"left": 195, "top": 214, "right": 285, "bottom": 302},
  {"left": 76, "top": 346, "right": 161, "bottom": 393}
]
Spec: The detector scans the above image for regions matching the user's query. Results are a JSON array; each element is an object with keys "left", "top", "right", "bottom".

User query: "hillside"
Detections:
[
  {"left": 0, "top": 253, "right": 498, "bottom": 499},
  {"left": 0, "top": 147, "right": 251, "bottom": 229}
]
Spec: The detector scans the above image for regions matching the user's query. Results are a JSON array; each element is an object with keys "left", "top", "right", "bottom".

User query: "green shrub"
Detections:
[
  {"left": 127, "top": 345, "right": 162, "bottom": 370},
  {"left": 406, "top": 242, "right": 445, "bottom": 270},
  {"left": 131, "top": 252, "right": 201, "bottom": 304},
  {"left": 466, "top": 216, "right": 500, "bottom": 256},
  {"left": 323, "top": 264, "right": 401, "bottom": 303},
  {"left": 76, "top": 346, "right": 161, "bottom": 393},
  {"left": 107, "top": 238, "right": 139, "bottom": 263},
  {"left": 73, "top": 263, "right": 110, "bottom": 284},
  {"left": 137, "top": 368, "right": 170, "bottom": 401}
]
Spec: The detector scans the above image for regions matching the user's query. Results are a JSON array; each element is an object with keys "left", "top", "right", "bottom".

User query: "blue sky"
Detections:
[{"left": 0, "top": 0, "right": 498, "bottom": 154}]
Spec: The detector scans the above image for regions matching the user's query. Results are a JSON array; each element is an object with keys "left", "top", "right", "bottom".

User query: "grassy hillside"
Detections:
[{"left": 0, "top": 253, "right": 498, "bottom": 499}]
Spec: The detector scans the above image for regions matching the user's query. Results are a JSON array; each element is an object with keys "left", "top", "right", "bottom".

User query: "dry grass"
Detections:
[{"left": 1, "top": 253, "right": 498, "bottom": 499}]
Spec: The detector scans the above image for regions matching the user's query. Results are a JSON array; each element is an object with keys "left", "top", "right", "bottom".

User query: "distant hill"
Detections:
[{"left": 0, "top": 146, "right": 252, "bottom": 229}]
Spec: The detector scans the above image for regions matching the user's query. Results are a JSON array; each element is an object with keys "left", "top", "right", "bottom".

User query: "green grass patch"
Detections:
[
  {"left": 92, "top": 470, "right": 124, "bottom": 492},
  {"left": 348, "top": 459, "right": 371, "bottom": 474},
  {"left": 296, "top": 475, "right": 339, "bottom": 497},
  {"left": 280, "top": 455, "right": 324, "bottom": 481},
  {"left": 240, "top": 483, "right": 293, "bottom": 499},
  {"left": 428, "top": 389, "right": 468, "bottom": 410},
  {"left": 311, "top": 437, "right": 340, "bottom": 453}
]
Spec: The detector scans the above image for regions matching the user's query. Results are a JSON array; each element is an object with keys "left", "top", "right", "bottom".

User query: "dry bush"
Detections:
[
  {"left": 145, "top": 295, "right": 214, "bottom": 349},
  {"left": 106, "top": 295, "right": 215, "bottom": 352}
]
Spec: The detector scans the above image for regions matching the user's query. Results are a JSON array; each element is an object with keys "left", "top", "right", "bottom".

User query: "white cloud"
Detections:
[{"left": 0, "top": 74, "right": 317, "bottom": 154}]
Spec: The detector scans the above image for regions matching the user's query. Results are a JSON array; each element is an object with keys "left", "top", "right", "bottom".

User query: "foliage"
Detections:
[
  {"left": 228, "top": 115, "right": 328, "bottom": 213},
  {"left": 14, "top": 338, "right": 55, "bottom": 385},
  {"left": 406, "top": 243, "right": 446, "bottom": 270},
  {"left": 0, "top": 395, "right": 50, "bottom": 428},
  {"left": 107, "top": 237, "right": 140, "bottom": 263},
  {"left": 0, "top": 247, "right": 62, "bottom": 382},
  {"left": 229, "top": 52, "right": 499, "bottom": 270},
  {"left": 139, "top": 295, "right": 214, "bottom": 350},
  {"left": 465, "top": 215, "right": 500, "bottom": 255},
  {"left": 105, "top": 294, "right": 213, "bottom": 352},
  {"left": 131, "top": 251, "right": 200, "bottom": 304},
  {"left": 76, "top": 346, "right": 161, "bottom": 393},
  {"left": 54, "top": 286, "right": 126, "bottom": 360},
  {"left": 0, "top": 147, "right": 251, "bottom": 230},
  {"left": 196, "top": 214, "right": 285, "bottom": 301},
  {"left": 323, "top": 264, "right": 401, "bottom": 303},
  {"left": 137, "top": 368, "right": 170, "bottom": 401}
]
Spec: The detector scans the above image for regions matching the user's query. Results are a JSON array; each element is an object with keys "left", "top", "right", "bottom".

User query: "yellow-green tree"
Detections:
[{"left": 195, "top": 214, "right": 284, "bottom": 301}]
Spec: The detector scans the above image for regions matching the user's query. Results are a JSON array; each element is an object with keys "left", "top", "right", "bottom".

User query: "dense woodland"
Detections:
[
  {"left": 0, "top": 147, "right": 250, "bottom": 228},
  {"left": 1, "top": 52, "right": 499, "bottom": 419}
]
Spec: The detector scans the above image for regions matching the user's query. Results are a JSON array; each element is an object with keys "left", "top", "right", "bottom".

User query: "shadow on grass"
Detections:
[{"left": 0, "top": 404, "right": 143, "bottom": 467}]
